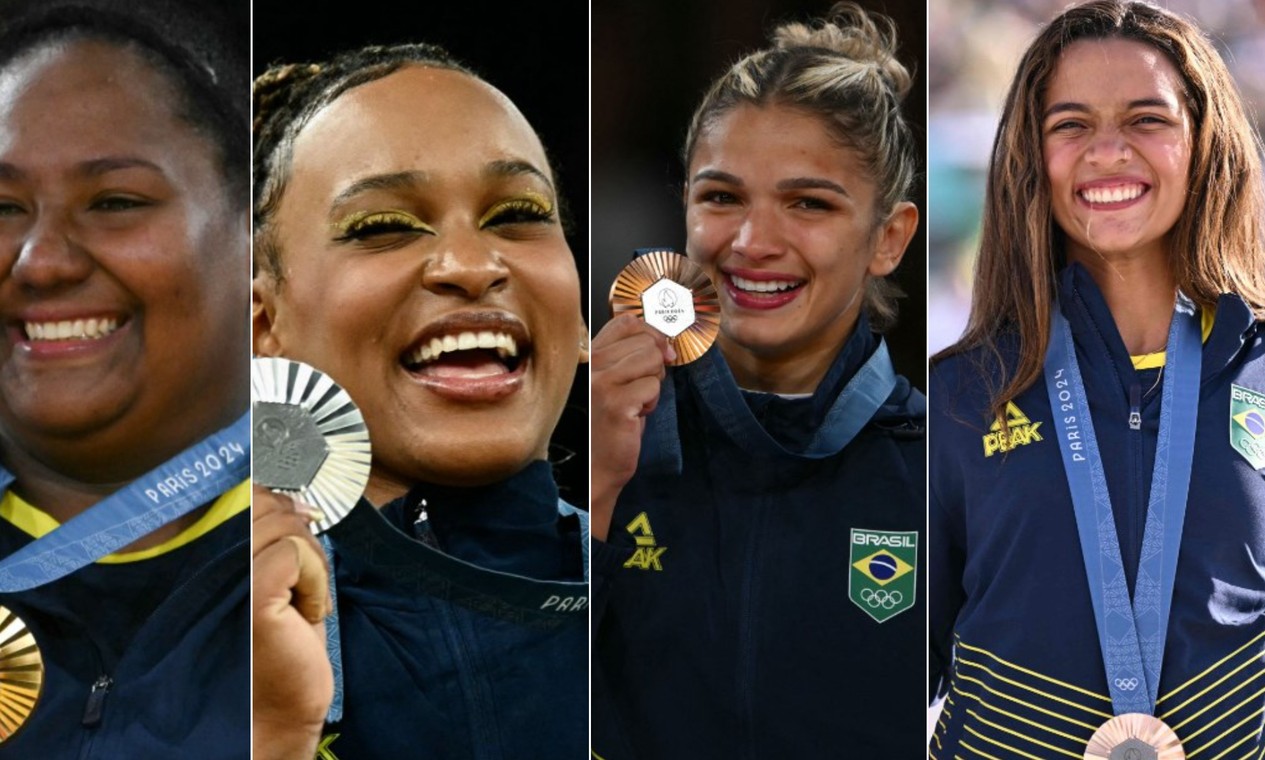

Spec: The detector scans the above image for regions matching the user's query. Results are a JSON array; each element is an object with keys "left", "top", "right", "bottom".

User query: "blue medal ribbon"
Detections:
[
  {"left": 641, "top": 339, "right": 898, "bottom": 473},
  {"left": 1043, "top": 294, "right": 1201, "bottom": 714},
  {"left": 0, "top": 412, "right": 250, "bottom": 591}
]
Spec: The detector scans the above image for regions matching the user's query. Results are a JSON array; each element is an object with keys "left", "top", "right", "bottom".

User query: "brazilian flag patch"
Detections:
[
  {"left": 849, "top": 528, "right": 917, "bottom": 623},
  {"left": 1230, "top": 384, "right": 1265, "bottom": 469}
]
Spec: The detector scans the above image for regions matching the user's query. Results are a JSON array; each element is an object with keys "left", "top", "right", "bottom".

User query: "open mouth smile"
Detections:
[
  {"left": 1077, "top": 181, "right": 1149, "bottom": 209},
  {"left": 400, "top": 312, "right": 532, "bottom": 401},
  {"left": 723, "top": 271, "right": 806, "bottom": 310}
]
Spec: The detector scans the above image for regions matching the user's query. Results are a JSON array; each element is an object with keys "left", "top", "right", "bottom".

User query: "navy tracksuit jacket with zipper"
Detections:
[
  {"left": 315, "top": 461, "right": 588, "bottom": 760},
  {"left": 593, "top": 318, "right": 927, "bottom": 758},
  {"left": 930, "top": 264, "right": 1265, "bottom": 758},
  {"left": 0, "top": 501, "right": 248, "bottom": 759}
]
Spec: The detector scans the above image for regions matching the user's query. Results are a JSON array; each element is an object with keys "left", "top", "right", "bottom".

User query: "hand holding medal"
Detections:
[{"left": 608, "top": 249, "right": 720, "bottom": 365}]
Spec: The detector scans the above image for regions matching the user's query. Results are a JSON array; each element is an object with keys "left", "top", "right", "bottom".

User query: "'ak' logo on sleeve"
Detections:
[{"left": 623, "top": 512, "right": 667, "bottom": 571}]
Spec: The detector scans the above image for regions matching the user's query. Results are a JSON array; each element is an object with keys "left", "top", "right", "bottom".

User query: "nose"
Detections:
[
  {"left": 420, "top": 229, "right": 510, "bottom": 299},
  {"left": 1086, "top": 127, "right": 1130, "bottom": 167},
  {"left": 731, "top": 203, "right": 785, "bottom": 261},
  {"left": 6, "top": 210, "right": 93, "bottom": 290}
]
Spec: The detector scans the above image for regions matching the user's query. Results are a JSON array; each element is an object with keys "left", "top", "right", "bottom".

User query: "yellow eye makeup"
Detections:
[
  {"left": 332, "top": 209, "right": 435, "bottom": 241},
  {"left": 477, "top": 191, "right": 556, "bottom": 228}
]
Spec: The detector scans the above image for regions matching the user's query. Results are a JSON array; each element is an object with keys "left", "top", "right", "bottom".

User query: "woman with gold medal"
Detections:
[
  {"left": 0, "top": 0, "right": 250, "bottom": 756},
  {"left": 929, "top": 2, "right": 1265, "bottom": 758}
]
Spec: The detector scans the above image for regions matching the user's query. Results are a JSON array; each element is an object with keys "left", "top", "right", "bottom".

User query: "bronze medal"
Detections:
[
  {"left": 1084, "top": 713, "right": 1185, "bottom": 760},
  {"left": 252, "top": 357, "right": 372, "bottom": 534},
  {"left": 0, "top": 606, "right": 42, "bottom": 743},
  {"left": 608, "top": 249, "right": 720, "bottom": 366}
]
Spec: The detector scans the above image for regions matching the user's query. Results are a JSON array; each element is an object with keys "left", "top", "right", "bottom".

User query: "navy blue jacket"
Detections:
[
  {"left": 930, "top": 265, "right": 1265, "bottom": 758},
  {"left": 317, "top": 461, "right": 588, "bottom": 760},
  {"left": 593, "top": 321, "right": 927, "bottom": 758},
  {"left": 0, "top": 501, "right": 248, "bottom": 758}
]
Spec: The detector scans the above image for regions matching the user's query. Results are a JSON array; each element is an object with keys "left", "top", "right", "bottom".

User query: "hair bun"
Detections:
[{"left": 772, "top": 1, "right": 910, "bottom": 100}]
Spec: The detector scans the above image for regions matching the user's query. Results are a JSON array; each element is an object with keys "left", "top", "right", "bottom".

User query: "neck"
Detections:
[
  {"left": 1071, "top": 251, "right": 1176, "bottom": 355},
  {"left": 365, "top": 471, "right": 410, "bottom": 508},
  {"left": 0, "top": 439, "right": 213, "bottom": 552},
  {"left": 0, "top": 401, "right": 246, "bottom": 550},
  {"left": 720, "top": 329, "right": 849, "bottom": 394}
]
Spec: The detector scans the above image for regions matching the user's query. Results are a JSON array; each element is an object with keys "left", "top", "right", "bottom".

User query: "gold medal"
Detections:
[
  {"left": 0, "top": 606, "right": 42, "bottom": 743},
  {"left": 1085, "top": 713, "right": 1184, "bottom": 760},
  {"left": 608, "top": 249, "right": 720, "bottom": 366}
]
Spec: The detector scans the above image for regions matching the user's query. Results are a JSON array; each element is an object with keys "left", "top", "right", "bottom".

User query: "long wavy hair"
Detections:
[{"left": 935, "top": 0, "right": 1265, "bottom": 422}]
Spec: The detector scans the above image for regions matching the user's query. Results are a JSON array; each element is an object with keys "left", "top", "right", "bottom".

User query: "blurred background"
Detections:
[
  {"left": 928, "top": 0, "right": 1265, "bottom": 356},
  {"left": 253, "top": 1, "right": 590, "bottom": 504},
  {"left": 592, "top": 0, "right": 928, "bottom": 388}
]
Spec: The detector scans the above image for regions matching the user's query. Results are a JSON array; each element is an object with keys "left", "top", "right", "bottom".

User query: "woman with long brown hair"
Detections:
[{"left": 930, "top": 2, "right": 1265, "bottom": 756}]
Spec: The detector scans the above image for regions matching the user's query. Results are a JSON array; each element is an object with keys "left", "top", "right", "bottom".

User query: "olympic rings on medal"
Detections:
[
  {"left": 859, "top": 588, "right": 904, "bottom": 609},
  {"left": 1113, "top": 677, "right": 1139, "bottom": 690}
]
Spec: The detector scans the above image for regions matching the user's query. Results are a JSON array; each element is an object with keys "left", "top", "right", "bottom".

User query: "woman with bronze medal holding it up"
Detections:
[
  {"left": 591, "top": 4, "right": 925, "bottom": 756},
  {"left": 930, "top": 2, "right": 1265, "bottom": 757},
  {"left": 0, "top": 0, "right": 250, "bottom": 756}
]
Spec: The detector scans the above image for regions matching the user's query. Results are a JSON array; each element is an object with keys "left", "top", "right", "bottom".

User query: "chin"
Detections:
[{"left": 399, "top": 436, "right": 546, "bottom": 488}]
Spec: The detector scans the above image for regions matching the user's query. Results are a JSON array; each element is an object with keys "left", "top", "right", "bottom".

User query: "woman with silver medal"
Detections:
[
  {"left": 249, "top": 39, "right": 590, "bottom": 760},
  {"left": 929, "top": 2, "right": 1265, "bottom": 757},
  {"left": 0, "top": 0, "right": 250, "bottom": 756},
  {"left": 590, "top": 4, "right": 925, "bottom": 755}
]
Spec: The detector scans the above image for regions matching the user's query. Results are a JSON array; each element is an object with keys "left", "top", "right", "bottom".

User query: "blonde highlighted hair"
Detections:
[{"left": 683, "top": 2, "right": 919, "bottom": 332}]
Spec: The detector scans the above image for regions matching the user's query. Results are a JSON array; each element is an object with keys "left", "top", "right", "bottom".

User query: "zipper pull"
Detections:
[
  {"left": 82, "top": 675, "right": 113, "bottom": 727},
  {"left": 413, "top": 498, "right": 439, "bottom": 549},
  {"left": 1129, "top": 383, "right": 1142, "bottom": 431}
]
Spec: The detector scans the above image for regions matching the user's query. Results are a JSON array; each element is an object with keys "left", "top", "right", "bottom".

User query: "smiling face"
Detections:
[
  {"left": 685, "top": 103, "right": 910, "bottom": 392},
  {"left": 0, "top": 39, "right": 248, "bottom": 480},
  {"left": 1043, "top": 38, "right": 1193, "bottom": 266},
  {"left": 255, "top": 66, "right": 585, "bottom": 498}
]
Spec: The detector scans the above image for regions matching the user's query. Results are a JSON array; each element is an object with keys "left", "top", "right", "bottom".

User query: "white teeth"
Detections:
[
  {"left": 24, "top": 317, "right": 119, "bottom": 342},
  {"left": 730, "top": 274, "right": 801, "bottom": 293},
  {"left": 1081, "top": 184, "right": 1144, "bottom": 204},
  {"left": 404, "top": 331, "right": 521, "bottom": 366}
]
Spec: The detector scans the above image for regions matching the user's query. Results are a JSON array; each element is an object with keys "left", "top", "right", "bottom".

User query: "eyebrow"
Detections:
[
  {"left": 777, "top": 177, "right": 850, "bottom": 198},
  {"left": 0, "top": 157, "right": 164, "bottom": 182},
  {"left": 0, "top": 163, "right": 24, "bottom": 182},
  {"left": 330, "top": 161, "right": 555, "bottom": 210},
  {"left": 691, "top": 169, "right": 851, "bottom": 198},
  {"left": 331, "top": 170, "right": 428, "bottom": 208},
  {"left": 78, "top": 157, "right": 165, "bottom": 178},
  {"left": 1044, "top": 97, "right": 1177, "bottom": 119},
  {"left": 485, "top": 159, "right": 554, "bottom": 190}
]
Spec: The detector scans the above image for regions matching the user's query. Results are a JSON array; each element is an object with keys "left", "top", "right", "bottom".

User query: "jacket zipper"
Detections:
[{"left": 81, "top": 674, "right": 113, "bottom": 727}]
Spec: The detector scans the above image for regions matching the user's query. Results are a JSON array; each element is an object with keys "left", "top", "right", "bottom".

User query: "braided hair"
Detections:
[
  {"left": 252, "top": 44, "right": 473, "bottom": 278},
  {"left": 0, "top": 0, "right": 249, "bottom": 203}
]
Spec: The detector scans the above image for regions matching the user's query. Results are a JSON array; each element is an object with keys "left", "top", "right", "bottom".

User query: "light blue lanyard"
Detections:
[
  {"left": 0, "top": 412, "right": 250, "bottom": 591},
  {"left": 690, "top": 338, "right": 898, "bottom": 459},
  {"left": 640, "top": 338, "right": 899, "bottom": 476},
  {"left": 1043, "top": 295, "right": 1201, "bottom": 714}
]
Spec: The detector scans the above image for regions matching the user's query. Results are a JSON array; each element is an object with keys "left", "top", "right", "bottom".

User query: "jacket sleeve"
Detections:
[
  {"left": 928, "top": 367, "right": 968, "bottom": 703},
  {"left": 591, "top": 537, "right": 634, "bottom": 633}
]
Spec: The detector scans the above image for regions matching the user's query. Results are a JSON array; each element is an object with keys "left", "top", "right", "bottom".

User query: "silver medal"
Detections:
[{"left": 251, "top": 357, "right": 372, "bottom": 533}]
